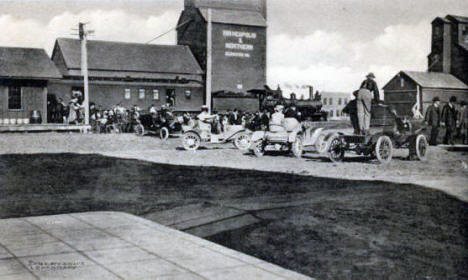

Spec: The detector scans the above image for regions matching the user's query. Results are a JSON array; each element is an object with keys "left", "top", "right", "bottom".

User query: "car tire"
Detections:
[
  {"left": 233, "top": 132, "right": 252, "bottom": 151},
  {"left": 182, "top": 132, "right": 201, "bottom": 151}
]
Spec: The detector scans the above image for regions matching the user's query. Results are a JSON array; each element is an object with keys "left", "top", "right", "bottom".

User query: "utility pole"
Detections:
[
  {"left": 206, "top": 8, "right": 212, "bottom": 113},
  {"left": 79, "top": 22, "right": 93, "bottom": 126}
]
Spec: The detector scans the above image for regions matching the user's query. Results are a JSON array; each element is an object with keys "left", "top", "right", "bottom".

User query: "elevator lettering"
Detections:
[{"left": 223, "top": 30, "right": 256, "bottom": 58}]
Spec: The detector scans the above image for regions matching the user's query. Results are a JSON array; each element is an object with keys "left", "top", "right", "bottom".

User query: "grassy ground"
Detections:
[{"left": 1, "top": 153, "right": 467, "bottom": 279}]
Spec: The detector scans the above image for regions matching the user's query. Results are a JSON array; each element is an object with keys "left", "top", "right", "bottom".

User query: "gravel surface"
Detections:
[{"left": 1, "top": 133, "right": 467, "bottom": 201}]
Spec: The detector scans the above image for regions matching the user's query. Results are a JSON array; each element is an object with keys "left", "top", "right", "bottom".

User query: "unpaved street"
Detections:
[
  {"left": 0, "top": 133, "right": 467, "bottom": 279},
  {"left": 1, "top": 133, "right": 467, "bottom": 201}
]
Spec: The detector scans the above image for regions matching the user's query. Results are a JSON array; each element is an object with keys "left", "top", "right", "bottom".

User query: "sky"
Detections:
[{"left": 1, "top": 0, "right": 467, "bottom": 96}]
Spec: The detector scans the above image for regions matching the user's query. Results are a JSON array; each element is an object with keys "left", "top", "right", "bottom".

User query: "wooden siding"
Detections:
[
  {"left": 48, "top": 81, "right": 204, "bottom": 112},
  {"left": 0, "top": 84, "right": 46, "bottom": 122}
]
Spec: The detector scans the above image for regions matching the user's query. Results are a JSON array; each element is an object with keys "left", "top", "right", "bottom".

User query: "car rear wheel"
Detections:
[
  {"left": 315, "top": 133, "right": 327, "bottom": 154},
  {"left": 328, "top": 135, "right": 345, "bottom": 162},
  {"left": 135, "top": 124, "right": 145, "bottom": 136},
  {"left": 233, "top": 132, "right": 251, "bottom": 151},
  {"left": 182, "top": 132, "right": 201, "bottom": 151},
  {"left": 292, "top": 136, "right": 304, "bottom": 158},
  {"left": 160, "top": 127, "right": 169, "bottom": 141},
  {"left": 253, "top": 140, "right": 265, "bottom": 157},
  {"left": 415, "top": 134, "right": 428, "bottom": 161},
  {"left": 375, "top": 135, "right": 393, "bottom": 164}
]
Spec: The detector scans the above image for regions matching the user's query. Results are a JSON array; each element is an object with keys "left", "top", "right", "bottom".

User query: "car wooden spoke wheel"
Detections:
[
  {"left": 253, "top": 140, "right": 265, "bottom": 157},
  {"left": 160, "top": 127, "right": 169, "bottom": 141},
  {"left": 135, "top": 124, "right": 145, "bottom": 136},
  {"left": 375, "top": 135, "right": 393, "bottom": 164},
  {"left": 234, "top": 132, "right": 251, "bottom": 151},
  {"left": 328, "top": 136, "right": 344, "bottom": 163},
  {"left": 182, "top": 132, "right": 201, "bottom": 151},
  {"left": 415, "top": 134, "right": 428, "bottom": 161},
  {"left": 292, "top": 136, "right": 304, "bottom": 158}
]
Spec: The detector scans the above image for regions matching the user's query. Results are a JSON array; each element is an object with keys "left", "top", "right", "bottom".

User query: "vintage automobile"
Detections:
[
  {"left": 181, "top": 119, "right": 252, "bottom": 151},
  {"left": 325, "top": 103, "right": 428, "bottom": 164},
  {"left": 250, "top": 118, "right": 325, "bottom": 158},
  {"left": 135, "top": 113, "right": 183, "bottom": 140}
]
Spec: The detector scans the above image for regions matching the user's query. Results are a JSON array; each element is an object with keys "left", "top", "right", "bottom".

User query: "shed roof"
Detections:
[
  {"left": 0, "top": 47, "right": 62, "bottom": 80},
  {"left": 54, "top": 38, "right": 203, "bottom": 76},
  {"left": 199, "top": 8, "right": 267, "bottom": 27},
  {"left": 446, "top": 15, "right": 468, "bottom": 23},
  {"left": 389, "top": 71, "right": 468, "bottom": 90}
]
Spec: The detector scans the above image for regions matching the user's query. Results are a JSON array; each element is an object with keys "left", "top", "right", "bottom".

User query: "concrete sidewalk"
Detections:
[{"left": 0, "top": 212, "right": 312, "bottom": 280}]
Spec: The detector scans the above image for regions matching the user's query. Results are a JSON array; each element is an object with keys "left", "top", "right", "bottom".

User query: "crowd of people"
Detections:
[{"left": 425, "top": 96, "right": 468, "bottom": 145}]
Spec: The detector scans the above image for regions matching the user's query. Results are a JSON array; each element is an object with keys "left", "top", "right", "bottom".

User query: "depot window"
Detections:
[
  {"left": 323, "top": 98, "right": 327, "bottom": 105},
  {"left": 139, "top": 89, "right": 145, "bottom": 99},
  {"left": 338, "top": 98, "right": 342, "bottom": 105},
  {"left": 124, "top": 89, "right": 131, "bottom": 100},
  {"left": 185, "top": 90, "right": 192, "bottom": 99},
  {"left": 153, "top": 89, "right": 160, "bottom": 100},
  {"left": 329, "top": 98, "right": 333, "bottom": 105},
  {"left": 8, "top": 86, "right": 22, "bottom": 110}
]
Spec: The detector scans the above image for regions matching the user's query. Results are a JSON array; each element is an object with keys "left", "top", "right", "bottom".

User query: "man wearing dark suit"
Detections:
[
  {"left": 229, "top": 108, "right": 241, "bottom": 125},
  {"left": 425, "top": 97, "right": 441, "bottom": 145},
  {"left": 360, "top": 73, "right": 380, "bottom": 102},
  {"left": 441, "top": 96, "right": 458, "bottom": 145},
  {"left": 343, "top": 90, "right": 360, "bottom": 135}
]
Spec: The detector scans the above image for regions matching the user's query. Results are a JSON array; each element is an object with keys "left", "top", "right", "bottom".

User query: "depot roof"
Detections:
[
  {"left": 0, "top": 47, "right": 62, "bottom": 80},
  {"left": 53, "top": 38, "right": 203, "bottom": 77}
]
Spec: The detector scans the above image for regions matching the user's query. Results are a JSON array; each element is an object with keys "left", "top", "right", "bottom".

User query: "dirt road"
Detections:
[
  {"left": 1, "top": 133, "right": 467, "bottom": 201},
  {"left": 0, "top": 133, "right": 467, "bottom": 279}
]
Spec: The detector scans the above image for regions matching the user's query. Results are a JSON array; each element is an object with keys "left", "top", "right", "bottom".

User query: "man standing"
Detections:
[
  {"left": 356, "top": 88, "right": 373, "bottom": 135},
  {"left": 360, "top": 73, "right": 380, "bottom": 102},
  {"left": 458, "top": 101, "right": 468, "bottom": 144},
  {"left": 229, "top": 108, "right": 241, "bottom": 125},
  {"left": 442, "top": 96, "right": 458, "bottom": 145},
  {"left": 343, "top": 90, "right": 360, "bottom": 135},
  {"left": 425, "top": 97, "right": 441, "bottom": 145}
]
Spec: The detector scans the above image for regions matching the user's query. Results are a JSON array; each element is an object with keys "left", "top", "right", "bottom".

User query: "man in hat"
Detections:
[
  {"left": 458, "top": 101, "right": 468, "bottom": 144},
  {"left": 425, "top": 97, "right": 441, "bottom": 145},
  {"left": 360, "top": 73, "right": 380, "bottom": 102},
  {"left": 442, "top": 96, "right": 458, "bottom": 145},
  {"left": 343, "top": 90, "right": 360, "bottom": 135}
]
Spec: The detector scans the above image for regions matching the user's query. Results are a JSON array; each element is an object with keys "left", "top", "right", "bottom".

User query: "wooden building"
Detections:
[
  {"left": 48, "top": 38, "right": 204, "bottom": 114},
  {"left": 177, "top": 0, "right": 267, "bottom": 95},
  {"left": 383, "top": 71, "right": 468, "bottom": 116},
  {"left": 428, "top": 15, "right": 468, "bottom": 85},
  {"left": 0, "top": 47, "right": 62, "bottom": 126}
]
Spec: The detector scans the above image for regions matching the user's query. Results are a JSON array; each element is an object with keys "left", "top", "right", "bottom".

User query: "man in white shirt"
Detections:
[
  {"left": 197, "top": 105, "right": 216, "bottom": 137},
  {"left": 269, "top": 105, "right": 285, "bottom": 132}
]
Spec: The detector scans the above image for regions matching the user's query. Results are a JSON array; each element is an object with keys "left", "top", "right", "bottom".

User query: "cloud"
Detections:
[
  {"left": 268, "top": 20, "right": 431, "bottom": 93},
  {"left": 0, "top": 9, "right": 180, "bottom": 55},
  {"left": 1, "top": 8, "right": 433, "bottom": 95}
]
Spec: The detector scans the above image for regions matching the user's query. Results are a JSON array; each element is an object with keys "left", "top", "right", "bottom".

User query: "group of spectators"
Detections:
[
  {"left": 425, "top": 96, "right": 468, "bottom": 145},
  {"left": 200, "top": 105, "right": 306, "bottom": 134}
]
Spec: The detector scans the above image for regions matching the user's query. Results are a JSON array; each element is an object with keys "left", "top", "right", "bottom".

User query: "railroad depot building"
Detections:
[
  {"left": 384, "top": 14, "right": 468, "bottom": 116},
  {"left": 48, "top": 38, "right": 204, "bottom": 114},
  {"left": 177, "top": 0, "right": 267, "bottom": 94},
  {"left": 0, "top": 47, "right": 62, "bottom": 126}
]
